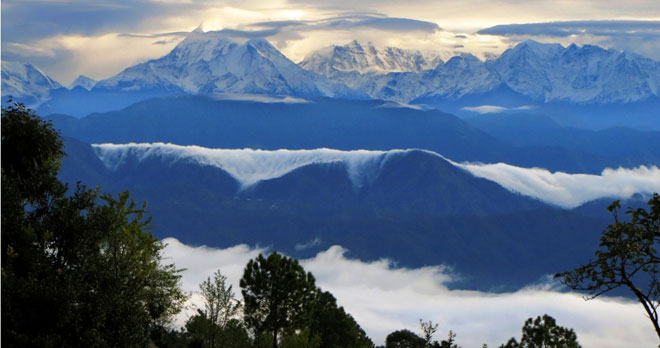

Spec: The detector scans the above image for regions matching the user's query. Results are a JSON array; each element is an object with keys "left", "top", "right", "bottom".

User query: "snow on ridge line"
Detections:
[{"left": 91, "top": 143, "right": 660, "bottom": 208}]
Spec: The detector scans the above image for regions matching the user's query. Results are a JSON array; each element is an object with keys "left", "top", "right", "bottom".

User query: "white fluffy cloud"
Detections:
[{"left": 162, "top": 239, "right": 658, "bottom": 347}]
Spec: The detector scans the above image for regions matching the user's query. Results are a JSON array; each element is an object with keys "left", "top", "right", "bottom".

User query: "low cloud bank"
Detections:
[
  {"left": 456, "top": 162, "right": 660, "bottom": 208},
  {"left": 162, "top": 239, "right": 657, "bottom": 348},
  {"left": 461, "top": 105, "right": 534, "bottom": 114}
]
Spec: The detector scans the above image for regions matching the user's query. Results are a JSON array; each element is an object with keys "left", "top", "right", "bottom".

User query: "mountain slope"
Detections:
[{"left": 1, "top": 60, "right": 63, "bottom": 106}]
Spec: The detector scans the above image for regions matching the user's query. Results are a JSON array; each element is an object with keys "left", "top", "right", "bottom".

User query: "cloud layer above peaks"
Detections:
[{"left": 162, "top": 239, "right": 658, "bottom": 348}]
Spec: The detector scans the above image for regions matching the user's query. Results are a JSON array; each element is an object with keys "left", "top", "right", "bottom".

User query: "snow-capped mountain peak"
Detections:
[
  {"left": 1, "top": 60, "right": 63, "bottom": 106},
  {"left": 300, "top": 40, "right": 445, "bottom": 75},
  {"left": 68, "top": 75, "right": 97, "bottom": 90},
  {"left": 95, "top": 31, "right": 361, "bottom": 99}
]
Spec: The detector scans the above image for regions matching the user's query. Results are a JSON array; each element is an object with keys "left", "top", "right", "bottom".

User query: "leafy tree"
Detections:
[
  {"left": 1, "top": 102, "right": 186, "bottom": 348},
  {"left": 555, "top": 194, "right": 660, "bottom": 339},
  {"left": 187, "top": 269, "right": 242, "bottom": 348},
  {"left": 240, "top": 252, "right": 318, "bottom": 348},
  {"left": 310, "top": 291, "right": 374, "bottom": 348},
  {"left": 419, "top": 319, "right": 438, "bottom": 347},
  {"left": 499, "top": 315, "right": 580, "bottom": 348},
  {"left": 280, "top": 329, "right": 322, "bottom": 348},
  {"left": 385, "top": 330, "right": 426, "bottom": 348},
  {"left": 200, "top": 269, "right": 241, "bottom": 328}
]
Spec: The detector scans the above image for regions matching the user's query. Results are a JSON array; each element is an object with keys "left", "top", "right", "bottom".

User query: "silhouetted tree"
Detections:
[
  {"left": 555, "top": 194, "right": 660, "bottom": 339},
  {"left": 499, "top": 315, "right": 580, "bottom": 348},
  {"left": 385, "top": 330, "right": 426, "bottom": 348},
  {"left": 310, "top": 291, "right": 374, "bottom": 348}
]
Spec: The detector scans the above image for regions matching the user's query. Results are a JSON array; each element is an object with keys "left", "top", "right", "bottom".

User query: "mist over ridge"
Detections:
[{"left": 92, "top": 142, "right": 660, "bottom": 208}]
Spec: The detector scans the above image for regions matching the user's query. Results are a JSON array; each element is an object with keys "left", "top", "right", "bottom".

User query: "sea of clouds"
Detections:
[{"left": 162, "top": 239, "right": 657, "bottom": 348}]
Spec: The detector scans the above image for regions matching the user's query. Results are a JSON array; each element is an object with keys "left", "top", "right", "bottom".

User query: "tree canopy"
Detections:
[
  {"left": 240, "top": 251, "right": 318, "bottom": 348},
  {"left": 499, "top": 314, "right": 581, "bottom": 348},
  {"left": 1, "top": 102, "right": 186, "bottom": 348}
]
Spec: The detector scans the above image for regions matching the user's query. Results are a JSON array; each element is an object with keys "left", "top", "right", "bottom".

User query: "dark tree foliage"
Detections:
[
  {"left": 555, "top": 194, "right": 660, "bottom": 339},
  {"left": 385, "top": 330, "right": 426, "bottom": 348},
  {"left": 499, "top": 315, "right": 581, "bottom": 348},
  {"left": 185, "top": 269, "right": 242, "bottom": 348},
  {"left": 240, "top": 252, "right": 318, "bottom": 348},
  {"left": 1, "top": 102, "right": 186, "bottom": 348},
  {"left": 310, "top": 291, "right": 375, "bottom": 348},
  {"left": 436, "top": 331, "right": 460, "bottom": 348},
  {"left": 185, "top": 314, "right": 251, "bottom": 348}
]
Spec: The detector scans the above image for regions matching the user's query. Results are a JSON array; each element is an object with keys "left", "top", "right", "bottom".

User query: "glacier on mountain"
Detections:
[{"left": 92, "top": 143, "right": 660, "bottom": 208}]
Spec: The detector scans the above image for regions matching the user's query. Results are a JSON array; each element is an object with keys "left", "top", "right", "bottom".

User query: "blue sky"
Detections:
[{"left": 2, "top": 0, "right": 659, "bottom": 83}]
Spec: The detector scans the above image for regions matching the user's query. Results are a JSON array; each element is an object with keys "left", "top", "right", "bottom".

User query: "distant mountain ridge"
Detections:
[
  {"left": 305, "top": 40, "right": 660, "bottom": 104},
  {"left": 4, "top": 34, "right": 660, "bottom": 116}
]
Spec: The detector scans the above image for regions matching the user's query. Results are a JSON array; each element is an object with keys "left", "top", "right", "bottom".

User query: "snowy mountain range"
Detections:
[
  {"left": 95, "top": 30, "right": 361, "bottom": 99},
  {"left": 300, "top": 40, "right": 447, "bottom": 75},
  {"left": 304, "top": 40, "right": 660, "bottom": 104},
  {"left": 3, "top": 32, "right": 660, "bottom": 110}
]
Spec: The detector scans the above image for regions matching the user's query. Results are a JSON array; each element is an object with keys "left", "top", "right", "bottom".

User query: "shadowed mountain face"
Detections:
[{"left": 60, "top": 138, "right": 606, "bottom": 291}]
